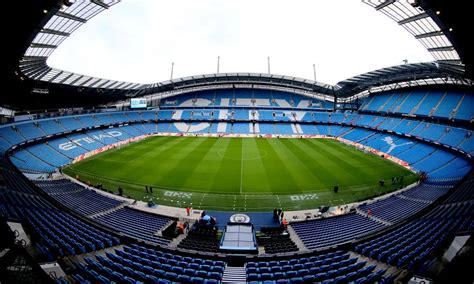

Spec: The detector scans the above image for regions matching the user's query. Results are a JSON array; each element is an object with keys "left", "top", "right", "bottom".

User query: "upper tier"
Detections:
[{"left": 360, "top": 90, "right": 473, "bottom": 122}]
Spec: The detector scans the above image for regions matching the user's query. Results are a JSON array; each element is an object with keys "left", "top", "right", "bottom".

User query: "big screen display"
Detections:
[{"left": 130, "top": 98, "right": 147, "bottom": 109}]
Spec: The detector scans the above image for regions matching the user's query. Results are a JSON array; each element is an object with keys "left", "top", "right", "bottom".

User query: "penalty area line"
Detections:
[{"left": 240, "top": 142, "right": 244, "bottom": 194}]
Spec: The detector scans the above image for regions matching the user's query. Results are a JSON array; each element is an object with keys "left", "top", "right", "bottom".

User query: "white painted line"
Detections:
[
  {"left": 240, "top": 142, "right": 244, "bottom": 194},
  {"left": 276, "top": 194, "right": 282, "bottom": 207}
]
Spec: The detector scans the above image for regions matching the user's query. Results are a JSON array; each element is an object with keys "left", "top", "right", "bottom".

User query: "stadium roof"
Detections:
[
  {"left": 3, "top": 0, "right": 474, "bottom": 109},
  {"left": 363, "top": 0, "right": 460, "bottom": 63},
  {"left": 335, "top": 61, "right": 471, "bottom": 100}
]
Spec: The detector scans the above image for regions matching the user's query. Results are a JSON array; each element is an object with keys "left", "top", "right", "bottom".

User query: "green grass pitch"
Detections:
[{"left": 64, "top": 136, "right": 417, "bottom": 211}]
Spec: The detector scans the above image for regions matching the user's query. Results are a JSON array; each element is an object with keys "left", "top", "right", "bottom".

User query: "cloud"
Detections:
[{"left": 47, "top": 0, "right": 433, "bottom": 85}]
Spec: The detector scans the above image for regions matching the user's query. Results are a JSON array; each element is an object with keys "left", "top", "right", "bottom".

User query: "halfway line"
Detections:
[{"left": 240, "top": 141, "right": 244, "bottom": 194}]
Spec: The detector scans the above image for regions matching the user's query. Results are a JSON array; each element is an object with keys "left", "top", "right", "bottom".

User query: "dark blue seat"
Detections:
[
  {"left": 209, "top": 272, "right": 221, "bottom": 280},
  {"left": 273, "top": 271, "right": 285, "bottom": 279},
  {"left": 290, "top": 277, "right": 304, "bottom": 283},
  {"left": 286, "top": 270, "right": 297, "bottom": 278},
  {"left": 191, "top": 277, "right": 204, "bottom": 284},
  {"left": 177, "top": 274, "right": 192, "bottom": 283},
  {"left": 196, "top": 270, "right": 208, "bottom": 278},
  {"left": 146, "top": 275, "right": 160, "bottom": 284}
]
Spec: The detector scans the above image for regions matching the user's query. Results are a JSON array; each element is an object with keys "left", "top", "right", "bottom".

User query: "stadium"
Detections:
[{"left": 1, "top": 0, "right": 473, "bottom": 283}]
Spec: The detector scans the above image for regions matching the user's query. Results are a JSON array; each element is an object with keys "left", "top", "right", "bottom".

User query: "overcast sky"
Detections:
[{"left": 48, "top": 0, "right": 433, "bottom": 85}]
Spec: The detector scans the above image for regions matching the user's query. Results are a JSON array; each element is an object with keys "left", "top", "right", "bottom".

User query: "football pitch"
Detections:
[{"left": 64, "top": 136, "right": 417, "bottom": 211}]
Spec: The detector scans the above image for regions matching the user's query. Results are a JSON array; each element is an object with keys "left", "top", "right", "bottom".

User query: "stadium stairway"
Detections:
[
  {"left": 397, "top": 194, "right": 431, "bottom": 205},
  {"left": 355, "top": 209, "right": 393, "bottom": 226},
  {"left": 348, "top": 251, "right": 400, "bottom": 280},
  {"left": 60, "top": 244, "right": 126, "bottom": 280},
  {"left": 286, "top": 225, "right": 308, "bottom": 252},
  {"left": 222, "top": 266, "right": 246, "bottom": 283},
  {"left": 87, "top": 203, "right": 129, "bottom": 218},
  {"left": 167, "top": 233, "right": 187, "bottom": 249},
  {"left": 65, "top": 244, "right": 125, "bottom": 265}
]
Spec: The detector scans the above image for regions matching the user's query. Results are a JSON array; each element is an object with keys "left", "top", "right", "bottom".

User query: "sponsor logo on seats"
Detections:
[
  {"left": 382, "top": 136, "right": 413, "bottom": 153},
  {"left": 58, "top": 131, "right": 122, "bottom": 151}
]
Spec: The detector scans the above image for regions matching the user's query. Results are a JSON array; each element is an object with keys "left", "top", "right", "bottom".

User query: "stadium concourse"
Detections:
[{"left": 2, "top": 0, "right": 474, "bottom": 283}]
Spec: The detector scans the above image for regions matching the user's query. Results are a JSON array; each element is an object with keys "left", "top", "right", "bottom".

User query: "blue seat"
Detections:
[
  {"left": 177, "top": 275, "right": 192, "bottom": 283},
  {"left": 209, "top": 272, "right": 221, "bottom": 280},
  {"left": 161, "top": 263, "right": 172, "bottom": 271},
  {"left": 309, "top": 267, "right": 320, "bottom": 274},
  {"left": 273, "top": 271, "right": 285, "bottom": 279},
  {"left": 135, "top": 271, "right": 147, "bottom": 281},
  {"left": 269, "top": 261, "right": 279, "bottom": 267},
  {"left": 286, "top": 270, "right": 297, "bottom": 278},
  {"left": 146, "top": 275, "right": 160, "bottom": 284},
  {"left": 334, "top": 275, "right": 347, "bottom": 283},
  {"left": 269, "top": 266, "right": 281, "bottom": 273},
  {"left": 247, "top": 267, "right": 257, "bottom": 274},
  {"left": 178, "top": 261, "right": 188, "bottom": 268},
  {"left": 143, "top": 265, "right": 154, "bottom": 274},
  {"left": 314, "top": 272, "right": 326, "bottom": 282},
  {"left": 122, "top": 276, "right": 135, "bottom": 284},
  {"left": 184, "top": 268, "right": 195, "bottom": 276},
  {"left": 355, "top": 277, "right": 368, "bottom": 284},
  {"left": 303, "top": 275, "right": 316, "bottom": 282},
  {"left": 191, "top": 277, "right": 204, "bottom": 283},
  {"left": 153, "top": 268, "right": 165, "bottom": 278},
  {"left": 288, "top": 259, "right": 298, "bottom": 265},
  {"left": 246, "top": 262, "right": 256, "bottom": 268},
  {"left": 279, "top": 260, "right": 289, "bottom": 266},
  {"left": 196, "top": 270, "right": 208, "bottom": 278},
  {"left": 293, "top": 264, "right": 304, "bottom": 271},
  {"left": 171, "top": 266, "right": 183, "bottom": 274},
  {"left": 189, "top": 263, "right": 200, "bottom": 270},
  {"left": 193, "top": 258, "right": 203, "bottom": 265},
  {"left": 210, "top": 265, "right": 224, "bottom": 273},
  {"left": 214, "top": 260, "right": 225, "bottom": 267},
  {"left": 290, "top": 277, "right": 304, "bottom": 283},
  {"left": 327, "top": 269, "right": 338, "bottom": 279},
  {"left": 247, "top": 273, "right": 259, "bottom": 281},
  {"left": 166, "top": 271, "right": 179, "bottom": 281}
]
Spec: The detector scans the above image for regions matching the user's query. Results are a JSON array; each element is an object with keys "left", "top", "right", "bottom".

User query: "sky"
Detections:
[{"left": 47, "top": 0, "right": 433, "bottom": 85}]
